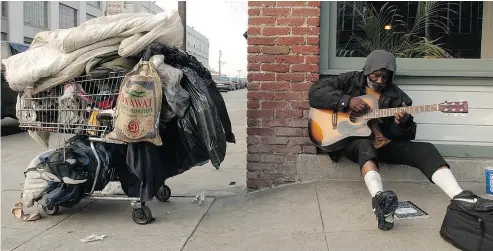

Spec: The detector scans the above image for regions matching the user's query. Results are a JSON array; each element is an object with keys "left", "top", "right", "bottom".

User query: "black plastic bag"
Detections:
[{"left": 178, "top": 68, "right": 226, "bottom": 168}]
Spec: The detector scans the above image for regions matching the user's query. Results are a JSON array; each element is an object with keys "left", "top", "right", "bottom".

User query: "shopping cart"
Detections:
[{"left": 17, "top": 71, "right": 171, "bottom": 224}]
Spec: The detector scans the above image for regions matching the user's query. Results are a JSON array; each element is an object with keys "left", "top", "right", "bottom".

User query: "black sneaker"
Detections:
[
  {"left": 372, "top": 191, "right": 398, "bottom": 231},
  {"left": 453, "top": 190, "right": 479, "bottom": 203}
]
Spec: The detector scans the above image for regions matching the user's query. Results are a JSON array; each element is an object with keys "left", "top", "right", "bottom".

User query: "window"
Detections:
[
  {"left": 86, "top": 13, "right": 97, "bottom": 21},
  {"left": 59, "top": 4, "right": 77, "bottom": 29},
  {"left": 141, "top": 5, "right": 155, "bottom": 14},
  {"left": 23, "top": 2, "right": 48, "bottom": 28},
  {"left": 1, "top": 32, "right": 7, "bottom": 41},
  {"left": 24, "top": 37, "right": 33, "bottom": 45},
  {"left": 2, "top": 1, "right": 7, "bottom": 18},
  {"left": 87, "top": 1, "right": 101, "bottom": 9},
  {"left": 320, "top": 1, "right": 493, "bottom": 76}
]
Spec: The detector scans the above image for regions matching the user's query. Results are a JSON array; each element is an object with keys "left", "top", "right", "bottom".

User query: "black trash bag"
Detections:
[
  {"left": 179, "top": 67, "right": 226, "bottom": 168},
  {"left": 139, "top": 43, "right": 235, "bottom": 143}
]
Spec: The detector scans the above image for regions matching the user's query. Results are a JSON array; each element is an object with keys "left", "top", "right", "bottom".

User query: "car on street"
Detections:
[{"left": 214, "top": 76, "right": 237, "bottom": 91}]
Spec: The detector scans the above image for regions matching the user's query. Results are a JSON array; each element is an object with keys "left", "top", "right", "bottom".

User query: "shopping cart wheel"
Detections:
[
  {"left": 132, "top": 205, "right": 154, "bottom": 225},
  {"left": 156, "top": 185, "right": 171, "bottom": 202},
  {"left": 42, "top": 205, "right": 59, "bottom": 216}
]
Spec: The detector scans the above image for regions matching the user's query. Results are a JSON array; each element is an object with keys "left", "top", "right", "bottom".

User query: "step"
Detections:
[{"left": 296, "top": 154, "right": 493, "bottom": 182}]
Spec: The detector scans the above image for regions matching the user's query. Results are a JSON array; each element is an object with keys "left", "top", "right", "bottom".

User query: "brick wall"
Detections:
[{"left": 247, "top": 1, "right": 320, "bottom": 189}]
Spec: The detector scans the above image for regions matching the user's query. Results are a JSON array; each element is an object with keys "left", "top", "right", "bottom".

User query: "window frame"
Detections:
[
  {"left": 319, "top": 1, "right": 493, "bottom": 78},
  {"left": 59, "top": 3, "right": 78, "bottom": 29},
  {"left": 87, "top": 1, "right": 101, "bottom": 9},
  {"left": 23, "top": 2, "right": 48, "bottom": 29}
]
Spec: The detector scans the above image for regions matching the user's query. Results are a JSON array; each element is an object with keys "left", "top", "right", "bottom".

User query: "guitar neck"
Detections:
[{"left": 362, "top": 104, "right": 440, "bottom": 119}]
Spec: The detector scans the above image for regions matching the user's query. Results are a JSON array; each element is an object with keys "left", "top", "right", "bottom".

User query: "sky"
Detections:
[{"left": 158, "top": 0, "right": 248, "bottom": 78}]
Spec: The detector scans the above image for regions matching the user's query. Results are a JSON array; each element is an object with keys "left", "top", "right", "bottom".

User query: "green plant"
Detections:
[{"left": 337, "top": 1, "right": 455, "bottom": 58}]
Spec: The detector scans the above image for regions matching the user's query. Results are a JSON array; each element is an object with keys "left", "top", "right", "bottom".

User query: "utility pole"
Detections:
[
  {"left": 237, "top": 70, "right": 242, "bottom": 79},
  {"left": 218, "top": 50, "right": 225, "bottom": 75},
  {"left": 178, "top": 1, "right": 186, "bottom": 51}
]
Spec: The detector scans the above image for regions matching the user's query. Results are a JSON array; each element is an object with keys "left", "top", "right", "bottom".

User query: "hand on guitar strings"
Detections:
[
  {"left": 394, "top": 102, "right": 411, "bottom": 125},
  {"left": 349, "top": 97, "right": 370, "bottom": 112}
]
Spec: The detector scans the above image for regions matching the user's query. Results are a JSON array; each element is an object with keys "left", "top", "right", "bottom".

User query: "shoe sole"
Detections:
[{"left": 374, "top": 192, "right": 398, "bottom": 231}]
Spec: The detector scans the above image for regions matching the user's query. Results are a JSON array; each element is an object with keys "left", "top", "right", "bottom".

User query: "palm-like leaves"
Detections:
[{"left": 337, "top": 1, "right": 455, "bottom": 58}]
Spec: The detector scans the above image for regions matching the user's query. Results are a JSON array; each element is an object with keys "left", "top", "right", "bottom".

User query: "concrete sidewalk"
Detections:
[{"left": 3, "top": 180, "right": 484, "bottom": 250}]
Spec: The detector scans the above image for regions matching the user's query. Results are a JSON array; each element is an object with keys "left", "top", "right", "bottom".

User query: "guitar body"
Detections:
[{"left": 308, "top": 92, "right": 380, "bottom": 152}]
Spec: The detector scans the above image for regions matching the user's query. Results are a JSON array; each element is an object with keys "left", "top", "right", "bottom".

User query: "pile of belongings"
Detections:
[{"left": 3, "top": 10, "right": 236, "bottom": 206}]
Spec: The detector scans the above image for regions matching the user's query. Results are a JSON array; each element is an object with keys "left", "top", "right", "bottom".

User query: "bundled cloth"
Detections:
[{"left": 1, "top": 11, "right": 183, "bottom": 94}]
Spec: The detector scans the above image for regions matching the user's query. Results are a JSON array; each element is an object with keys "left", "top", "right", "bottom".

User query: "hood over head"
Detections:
[{"left": 363, "top": 50, "right": 397, "bottom": 80}]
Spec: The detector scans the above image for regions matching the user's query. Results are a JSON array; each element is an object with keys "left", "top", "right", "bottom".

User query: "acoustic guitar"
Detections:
[{"left": 308, "top": 88, "right": 469, "bottom": 152}]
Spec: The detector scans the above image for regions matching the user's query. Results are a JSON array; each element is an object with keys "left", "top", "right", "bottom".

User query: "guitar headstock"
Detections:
[{"left": 438, "top": 100, "right": 468, "bottom": 114}]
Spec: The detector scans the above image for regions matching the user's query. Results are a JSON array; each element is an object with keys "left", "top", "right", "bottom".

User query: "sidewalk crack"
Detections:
[
  {"left": 180, "top": 198, "right": 216, "bottom": 251},
  {"left": 315, "top": 184, "right": 330, "bottom": 251}
]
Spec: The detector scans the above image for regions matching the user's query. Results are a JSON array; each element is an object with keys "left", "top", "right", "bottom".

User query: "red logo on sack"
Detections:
[{"left": 128, "top": 121, "right": 140, "bottom": 133}]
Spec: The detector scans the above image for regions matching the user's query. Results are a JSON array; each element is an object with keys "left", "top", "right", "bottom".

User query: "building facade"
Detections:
[
  {"left": 246, "top": 1, "right": 493, "bottom": 190},
  {"left": 1, "top": 1, "right": 163, "bottom": 44},
  {"left": 186, "top": 26, "right": 210, "bottom": 70}
]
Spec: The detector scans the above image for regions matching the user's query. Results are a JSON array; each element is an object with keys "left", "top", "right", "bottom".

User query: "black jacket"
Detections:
[{"left": 308, "top": 71, "right": 417, "bottom": 141}]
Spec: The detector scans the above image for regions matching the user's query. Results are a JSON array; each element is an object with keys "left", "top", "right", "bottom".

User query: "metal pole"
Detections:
[
  {"left": 178, "top": 1, "right": 186, "bottom": 51},
  {"left": 219, "top": 50, "right": 222, "bottom": 75}
]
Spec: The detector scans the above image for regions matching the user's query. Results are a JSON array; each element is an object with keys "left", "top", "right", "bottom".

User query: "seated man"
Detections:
[{"left": 308, "top": 50, "right": 479, "bottom": 231}]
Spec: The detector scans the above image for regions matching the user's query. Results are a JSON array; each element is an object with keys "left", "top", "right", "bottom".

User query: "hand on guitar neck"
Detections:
[{"left": 394, "top": 102, "right": 411, "bottom": 125}]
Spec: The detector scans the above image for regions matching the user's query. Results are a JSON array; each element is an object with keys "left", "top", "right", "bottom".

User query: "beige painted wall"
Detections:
[{"left": 482, "top": 1, "right": 493, "bottom": 59}]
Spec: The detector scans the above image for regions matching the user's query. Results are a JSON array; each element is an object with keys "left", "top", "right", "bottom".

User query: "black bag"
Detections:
[{"left": 440, "top": 197, "right": 493, "bottom": 251}]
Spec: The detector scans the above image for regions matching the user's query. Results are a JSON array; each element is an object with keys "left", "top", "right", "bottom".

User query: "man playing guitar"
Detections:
[{"left": 308, "top": 50, "right": 480, "bottom": 231}]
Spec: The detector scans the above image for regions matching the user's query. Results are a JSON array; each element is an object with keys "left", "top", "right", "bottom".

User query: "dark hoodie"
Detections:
[{"left": 308, "top": 50, "right": 417, "bottom": 143}]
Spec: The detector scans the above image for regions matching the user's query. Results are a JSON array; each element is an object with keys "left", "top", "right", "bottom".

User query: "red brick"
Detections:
[
  {"left": 247, "top": 109, "right": 273, "bottom": 119},
  {"left": 248, "top": 63, "right": 261, "bottom": 71},
  {"left": 275, "top": 110, "right": 303, "bottom": 118},
  {"left": 305, "top": 55, "right": 319, "bottom": 64},
  {"left": 248, "top": 144, "right": 274, "bottom": 154},
  {"left": 290, "top": 100, "right": 309, "bottom": 109},
  {"left": 248, "top": 91, "right": 275, "bottom": 100},
  {"left": 261, "top": 101, "right": 289, "bottom": 109},
  {"left": 260, "top": 154, "right": 286, "bottom": 163},
  {"left": 248, "top": 27, "right": 261, "bottom": 36},
  {"left": 249, "top": 1, "right": 276, "bottom": 7},
  {"left": 292, "top": 46, "right": 319, "bottom": 54},
  {"left": 274, "top": 127, "right": 303, "bottom": 136},
  {"left": 260, "top": 82, "right": 290, "bottom": 91},
  {"left": 287, "top": 119, "right": 308, "bottom": 128},
  {"left": 307, "top": 17, "right": 320, "bottom": 26},
  {"left": 247, "top": 83, "right": 260, "bottom": 91},
  {"left": 278, "top": 1, "right": 305, "bottom": 7},
  {"left": 249, "top": 37, "right": 276, "bottom": 45},
  {"left": 292, "top": 27, "right": 320, "bottom": 35},
  {"left": 248, "top": 8, "right": 261, "bottom": 16},
  {"left": 247, "top": 135, "right": 260, "bottom": 145},
  {"left": 307, "top": 36, "right": 319, "bottom": 45},
  {"left": 248, "top": 73, "right": 275, "bottom": 82},
  {"left": 260, "top": 136, "right": 289, "bottom": 145},
  {"left": 275, "top": 55, "right": 304, "bottom": 64},
  {"left": 303, "top": 109, "right": 310, "bottom": 119},
  {"left": 278, "top": 37, "right": 305, "bottom": 45},
  {"left": 290, "top": 82, "right": 312, "bottom": 91},
  {"left": 247, "top": 118, "right": 260, "bottom": 127},
  {"left": 248, "top": 55, "right": 275, "bottom": 63},
  {"left": 302, "top": 146, "right": 317, "bottom": 154},
  {"left": 277, "top": 73, "right": 305, "bottom": 82},
  {"left": 275, "top": 145, "right": 302, "bottom": 154},
  {"left": 248, "top": 127, "right": 275, "bottom": 136},
  {"left": 247, "top": 100, "right": 260, "bottom": 109},
  {"left": 308, "top": 1, "right": 321, "bottom": 7},
  {"left": 247, "top": 154, "right": 260, "bottom": 163},
  {"left": 275, "top": 91, "right": 304, "bottom": 100},
  {"left": 248, "top": 46, "right": 261, "bottom": 53},
  {"left": 249, "top": 17, "right": 277, "bottom": 26},
  {"left": 247, "top": 162, "right": 274, "bottom": 171},
  {"left": 291, "top": 64, "right": 319, "bottom": 73},
  {"left": 247, "top": 171, "right": 260, "bottom": 179},
  {"left": 262, "top": 27, "right": 291, "bottom": 36},
  {"left": 262, "top": 8, "right": 291, "bottom": 16},
  {"left": 247, "top": 179, "right": 272, "bottom": 189},
  {"left": 292, "top": 8, "right": 320, "bottom": 17},
  {"left": 307, "top": 73, "right": 319, "bottom": 82},
  {"left": 276, "top": 17, "right": 305, "bottom": 26},
  {"left": 288, "top": 136, "right": 312, "bottom": 145},
  {"left": 261, "top": 63, "right": 290, "bottom": 72},
  {"left": 259, "top": 172, "right": 285, "bottom": 180},
  {"left": 261, "top": 46, "right": 290, "bottom": 55},
  {"left": 261, "top": 119, "right": 289, "bottom": 127}
]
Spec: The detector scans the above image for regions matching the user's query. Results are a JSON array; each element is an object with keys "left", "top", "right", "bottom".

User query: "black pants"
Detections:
[{"left": 343, "top": 139, "right": 449, "bottom": 182}]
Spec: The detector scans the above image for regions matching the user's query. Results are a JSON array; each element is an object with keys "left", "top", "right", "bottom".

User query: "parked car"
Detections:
[
  {"left": 1, "top": 41, "right": 30, "bottom": 119},
  {"left": 214, "top": 76, "right": 237, "bottom": 91}
]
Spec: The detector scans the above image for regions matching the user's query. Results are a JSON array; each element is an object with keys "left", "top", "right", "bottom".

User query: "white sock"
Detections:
[
  {"left": 364, "top": 170, "right": 384, "bottom": 197},
  {"left": 431, "top": 168, "right": 463, "bottom": 199}
]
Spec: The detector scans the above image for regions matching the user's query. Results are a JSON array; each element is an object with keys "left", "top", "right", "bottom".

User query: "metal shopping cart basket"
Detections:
[{"left": 17, "top": 71, "right": 171, "bottom": 224}]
